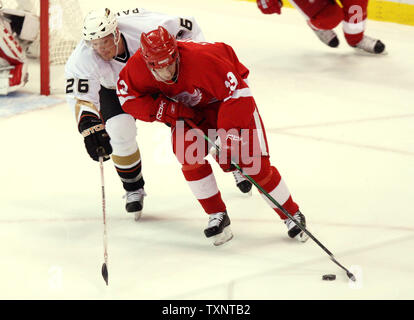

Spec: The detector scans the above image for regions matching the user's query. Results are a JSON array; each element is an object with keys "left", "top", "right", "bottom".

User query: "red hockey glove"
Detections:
[
  {"left": 257, "top": 0, "right": 283, "bottom": 15},
  {"left": 217, "top": 130, "right": 246, "bottom": 172},
  {"left": 154, "top": 97, "right": 196, "bottom": 127}
]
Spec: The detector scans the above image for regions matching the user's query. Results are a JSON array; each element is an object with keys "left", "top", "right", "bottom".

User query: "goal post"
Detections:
[{"left": 40, "top": 0, "right": 49, "bottom": 95}]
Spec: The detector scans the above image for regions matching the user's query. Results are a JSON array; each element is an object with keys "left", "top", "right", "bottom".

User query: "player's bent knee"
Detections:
[
  {"left": 106, "top": 113, "right": 137, "bottom": 141},
  {"left": 105, "top": 113, "right": 138, "bottom": 155},
  {"left": 310, "top": 3, "right": 343, "bottom": 30}
]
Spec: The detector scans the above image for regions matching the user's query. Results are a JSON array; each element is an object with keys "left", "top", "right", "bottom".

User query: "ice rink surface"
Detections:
[{"left": 0, "top": 0, "right": 413, "bottom": 300}]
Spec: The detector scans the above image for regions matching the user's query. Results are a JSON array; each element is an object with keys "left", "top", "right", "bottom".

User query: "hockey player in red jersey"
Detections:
[
  {"left": 117, "top": 26, "right": 309, "bottom": 246},
  {"left": 256, "top": 0, "right": 385, "bottom": 54}
]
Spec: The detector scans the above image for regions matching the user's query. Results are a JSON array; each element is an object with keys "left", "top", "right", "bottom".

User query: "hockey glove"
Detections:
[
  {"left": 154, "top": 97, "right": 196, "bottom": 127},
  {"left": 217, "top": 130, "right": 246, "bottom": 173},
  {"left": 257, "top": 0, "right": 283, "bottom": 14},
  {"left": 78, "top": 112, "right": 112, "bottom": 162}
]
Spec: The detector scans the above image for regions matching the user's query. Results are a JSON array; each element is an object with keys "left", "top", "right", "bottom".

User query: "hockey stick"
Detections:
[
  {"left": 97, "top": 147, "right": 109, "bottom": 286},
  {"left": 183, "top": 118, "right": 356, "bottom": 281}
]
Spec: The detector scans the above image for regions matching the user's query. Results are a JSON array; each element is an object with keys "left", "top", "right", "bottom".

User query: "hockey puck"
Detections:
[{"left": 322, "top": 274, "right": 336, "bottom": 281}]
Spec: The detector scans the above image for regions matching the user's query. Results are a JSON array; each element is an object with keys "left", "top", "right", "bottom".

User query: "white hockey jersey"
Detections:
[{"left": 65, "top": 8, "right": 205, "bottom": 121}]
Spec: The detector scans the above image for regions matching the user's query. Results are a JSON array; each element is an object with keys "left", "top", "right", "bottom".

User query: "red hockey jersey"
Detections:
[{"left": 117, "top": 40, "right": 256, "bottom": 130}]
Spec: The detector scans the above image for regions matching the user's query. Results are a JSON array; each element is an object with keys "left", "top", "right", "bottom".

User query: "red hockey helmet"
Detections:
[{"left": 140, "top": 26, "right": 178, "bottom": 69}]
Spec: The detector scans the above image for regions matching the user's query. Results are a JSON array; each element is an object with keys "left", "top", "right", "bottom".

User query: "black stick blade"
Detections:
[
  {"left": 102, "top": 263, "right": 108, "bottom": 286},
  {"left": 347, "top": 272, "right": 356, "bottom": 282}
]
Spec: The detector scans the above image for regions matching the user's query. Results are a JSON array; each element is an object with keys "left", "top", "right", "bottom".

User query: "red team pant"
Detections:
[
  {"left": 171, "top": 106, "right": 299, "bottom": 220},
  {"left": 290, "top": 0, "right": 368, "bottom": 46}
]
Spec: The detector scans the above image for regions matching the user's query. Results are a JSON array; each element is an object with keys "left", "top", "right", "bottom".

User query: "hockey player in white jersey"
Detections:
[{"left": 65, "top": 7, "right": 209, "bottom": 219}]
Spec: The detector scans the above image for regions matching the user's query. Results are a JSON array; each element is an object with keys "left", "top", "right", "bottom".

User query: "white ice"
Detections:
[{"left": 0, "top": 0, "right": 413, "bottom": 300}]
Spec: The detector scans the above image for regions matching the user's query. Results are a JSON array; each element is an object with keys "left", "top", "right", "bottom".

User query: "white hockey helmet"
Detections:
[{"left": 82, "top": 8, "right": 118, "bottom": 41}]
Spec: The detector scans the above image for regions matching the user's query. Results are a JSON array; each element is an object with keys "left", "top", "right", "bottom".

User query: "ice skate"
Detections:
[
  {"left": 232, "top": 171, "right": 252, "bottom": 194},
  {"left": 308, "top": 23, "right": 339, "bottom": 48},
  {"left": 204, "top": 211, "right": 233, "bottom": 246},
  {"left": 124, "top": 188, "right": 146, "bottom": 221},
  {"left": 353, "top": 36, "right": 385, "bottom": 54},
  {"left": 284, "top": 211, "right": 309, "bottom": 242}
]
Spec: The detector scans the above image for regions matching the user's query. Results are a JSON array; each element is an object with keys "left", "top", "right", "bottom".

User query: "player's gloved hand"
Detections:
[
  {"left": 154, "top": 97, "right": 196, "bottom": 127},
  {"left": 256, "top": 0, "right": 283, "bottom": 15},
  {"left": 78, "top": 112, "right": 112, "bottom": 162},
  {"left": 217, "top": 130, "right": 245, "bottom": 172}
]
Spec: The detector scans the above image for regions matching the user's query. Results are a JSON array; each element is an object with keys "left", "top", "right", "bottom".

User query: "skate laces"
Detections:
[
  {"left": 313, "top": 29, "right": 337, "bottom": 44},
  {"left": 284, "top": 218, "right": 296, "bottom": 230},
  {"left": 232, "top": 171, "right": 247, "bottom": 184},
  {"left": 356, "top": 36, "right": 378, "bottom": 51},
  {"left": 124, "top": 188, "right": 147, "bottom": 203},
  {"left": 307, "top": 21, "right": 337, "bottom": 44},
  {"left": 208, "top": 212, "right": 225, "bottom": 227},
  {"left": 285, "top": 212, "right": 303, "bottom": 230}
]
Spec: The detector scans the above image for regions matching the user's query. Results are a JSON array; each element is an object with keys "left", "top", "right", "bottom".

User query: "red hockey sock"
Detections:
[
  {"left": 344, "top": 31, "right": 364, "bottom": 46},
  {"left": 342, "top": 0, "right": 367, "bottom": 46},
  {"left": 182, "top": 162, "right": 226, "bottom": 214},
  {"left": 250, "top": 159, "right": 299, "bottom": 220}
]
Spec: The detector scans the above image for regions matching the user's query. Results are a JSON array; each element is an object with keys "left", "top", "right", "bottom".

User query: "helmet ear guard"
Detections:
[{"left": 140, "top": 26, "right": 179, "bottom": 69}]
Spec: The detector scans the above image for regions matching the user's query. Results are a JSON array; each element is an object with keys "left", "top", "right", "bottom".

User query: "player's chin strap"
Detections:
[
  {"left": 150, "top": 58, "right": 180, "bottom": 85},
  {"left": 182, "top": 117, "right": 357, "bottom": 282},
  {"left": 113, "top": 28, "right": 121, "bottom": 57}
]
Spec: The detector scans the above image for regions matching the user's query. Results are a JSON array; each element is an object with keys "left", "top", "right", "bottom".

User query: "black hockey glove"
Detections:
[{"left": 78, "top": 112, "right": 112, "bottom": 162}]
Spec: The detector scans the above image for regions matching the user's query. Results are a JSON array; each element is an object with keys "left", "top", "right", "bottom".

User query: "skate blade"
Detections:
[
  {"left": 297, "top": 231, "right": 309, "bottom": 243},
  {"left": 212, "top": 226, "right": 233, "bottom": 246},
  {"left": 353, "top": 47, "right": 388, "bottom": 56},
  {"left": 239, "top": 188, "right": 252, "bottom": 197},
  {"left": 134, "top": 211, "right": 142, "bottom": 221}
]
